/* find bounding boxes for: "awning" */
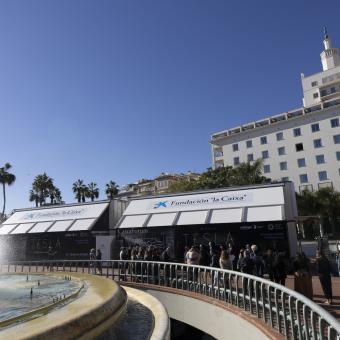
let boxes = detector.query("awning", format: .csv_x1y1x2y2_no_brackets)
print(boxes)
116,185,289,229
0,202,109,235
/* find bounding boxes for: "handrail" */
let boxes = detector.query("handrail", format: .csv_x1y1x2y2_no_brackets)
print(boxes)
1,260,339,340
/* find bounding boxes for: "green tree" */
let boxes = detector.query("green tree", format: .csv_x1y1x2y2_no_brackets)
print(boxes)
230,159,266,186
29,190,40,208
0,163,16,215
87,182,99,202
315,187,340,235
48,186,62,204
32,173,54,206
168,159,267,193
105,181,119,199
72,179,86,203
296,189,319,216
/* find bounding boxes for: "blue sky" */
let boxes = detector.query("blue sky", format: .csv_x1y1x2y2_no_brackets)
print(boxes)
1,0,340,212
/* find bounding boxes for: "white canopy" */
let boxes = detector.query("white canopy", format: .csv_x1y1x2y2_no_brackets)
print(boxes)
0,202,109,235
116,183,297,229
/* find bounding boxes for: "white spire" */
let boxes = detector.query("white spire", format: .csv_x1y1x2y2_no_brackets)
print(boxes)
320,27,340,71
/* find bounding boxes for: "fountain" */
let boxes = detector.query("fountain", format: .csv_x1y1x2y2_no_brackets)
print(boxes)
0,270,170,340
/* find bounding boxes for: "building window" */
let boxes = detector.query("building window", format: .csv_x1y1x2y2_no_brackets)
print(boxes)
336,151,340,161
318,171,328,181
311,123,320,132
295,143,304,152
331,118,339,128
316,154,325,164
280,162,288,170
260,136,267,145
263,165,270,173
334,135,340,144
232,143,239,151
276,132,284,141
299,174,308,184
297,158,306,167
278,146,285,156
321,89,327,96
313,92,319,99
331,87,336,93
262,150,269,159
247,154,254,162
246,140,252,148
293,128,301,137
313,139,322,148
281,177,289,181
311,81,318,87
233,157,240,166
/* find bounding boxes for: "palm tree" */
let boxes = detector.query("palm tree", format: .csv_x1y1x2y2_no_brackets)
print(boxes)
231,159,267,185
87,182,99,202
32,173,54,206
105,181,119,199
0,163,16,215
48,186,62,204
54,188,62,204
29,190,40,208
72,179,86,203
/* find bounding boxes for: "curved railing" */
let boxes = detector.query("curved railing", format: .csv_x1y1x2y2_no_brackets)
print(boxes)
1,260,339,340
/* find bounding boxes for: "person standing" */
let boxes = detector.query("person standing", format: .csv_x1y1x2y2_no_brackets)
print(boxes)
273,253,287,286
210,248,220,287
47,246,54,272
96,249,102,275
336,251,340,277
293,252,313,300
264,249,275,281
89,248,96,274
186,246,199,281
315,251,333,305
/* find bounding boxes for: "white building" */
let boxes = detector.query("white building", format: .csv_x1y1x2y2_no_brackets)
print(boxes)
210,29,340,193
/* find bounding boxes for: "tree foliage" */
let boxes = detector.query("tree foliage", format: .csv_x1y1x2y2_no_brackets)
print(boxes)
296,187,340,236
106,181,119,199
168,159,267,193
72,179,87,203
87,182,99,202
30,173,62,207
0,163,16,215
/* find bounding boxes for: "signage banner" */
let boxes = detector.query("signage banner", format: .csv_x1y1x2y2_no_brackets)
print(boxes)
3,203,109,225
123,186,284,215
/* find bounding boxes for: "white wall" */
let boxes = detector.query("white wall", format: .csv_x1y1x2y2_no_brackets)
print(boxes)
145,289,270,340
213,106,340,193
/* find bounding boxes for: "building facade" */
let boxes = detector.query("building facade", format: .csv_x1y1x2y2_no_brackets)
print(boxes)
210,30,340,193
118,171,201,198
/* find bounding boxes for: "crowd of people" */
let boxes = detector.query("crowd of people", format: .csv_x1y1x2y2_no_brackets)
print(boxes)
114,241,335,305
184,242,288,285
119,245,171,263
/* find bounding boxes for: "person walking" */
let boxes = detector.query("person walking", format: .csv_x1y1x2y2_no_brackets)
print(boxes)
315,250,333,305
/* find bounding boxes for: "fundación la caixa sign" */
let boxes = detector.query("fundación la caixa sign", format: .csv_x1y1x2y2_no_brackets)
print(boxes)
152,192,252,210
123,186,285,216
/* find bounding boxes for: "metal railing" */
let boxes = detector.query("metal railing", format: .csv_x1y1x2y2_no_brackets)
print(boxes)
1,260,339,340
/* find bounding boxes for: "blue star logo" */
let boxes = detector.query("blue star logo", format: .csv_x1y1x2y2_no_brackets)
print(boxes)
154,201,167,209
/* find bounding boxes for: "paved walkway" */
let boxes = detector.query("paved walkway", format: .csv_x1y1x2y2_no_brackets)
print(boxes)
286,275,340,320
